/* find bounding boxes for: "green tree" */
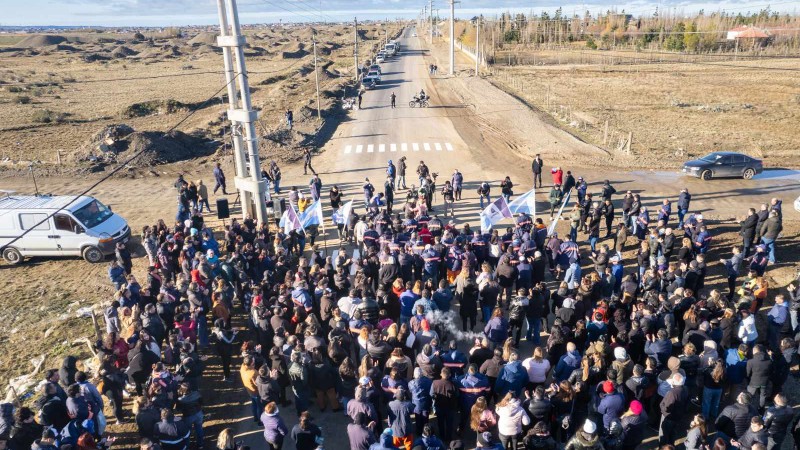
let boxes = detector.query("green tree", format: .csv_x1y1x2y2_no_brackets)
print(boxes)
665,22,685,51
683,22,699,52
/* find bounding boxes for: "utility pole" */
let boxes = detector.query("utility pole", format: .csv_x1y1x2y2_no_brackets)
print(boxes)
475,17,480,76
449,0,455,75
312,37,321,120
354,17,359,81
429,0,434,43
215,0,267,224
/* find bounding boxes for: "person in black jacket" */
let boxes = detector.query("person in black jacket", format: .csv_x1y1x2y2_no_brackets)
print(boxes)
532,155,544,188
739,208,759,258
746,344,772,409
659,373,688,446
763,393,793,450
717,392,758,440
9,407,43,450
176,383,204,447
732,416,768,450
153,409,190,450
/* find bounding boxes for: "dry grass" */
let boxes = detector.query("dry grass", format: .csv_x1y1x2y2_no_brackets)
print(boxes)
491,56,800,168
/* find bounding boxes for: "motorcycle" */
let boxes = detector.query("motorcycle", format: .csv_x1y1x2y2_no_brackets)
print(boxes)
409,95,429,108
342,97,356,111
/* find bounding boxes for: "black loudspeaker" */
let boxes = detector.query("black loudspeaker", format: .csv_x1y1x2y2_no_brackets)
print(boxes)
216,198,230,219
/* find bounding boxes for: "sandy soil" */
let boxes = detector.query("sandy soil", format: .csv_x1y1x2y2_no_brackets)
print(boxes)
0,24,401,175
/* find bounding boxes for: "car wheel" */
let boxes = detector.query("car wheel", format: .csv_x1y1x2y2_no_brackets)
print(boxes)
742,168,755,180
82,246,105,263
2,247,23,265
701,170,712,181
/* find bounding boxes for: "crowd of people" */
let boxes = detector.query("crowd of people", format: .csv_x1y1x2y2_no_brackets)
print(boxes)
1,153,796,450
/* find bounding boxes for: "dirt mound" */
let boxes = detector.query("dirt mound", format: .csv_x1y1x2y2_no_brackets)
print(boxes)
82,53,111,63
281,42,308,59
123,99,185,118
110,45,137,58
192,44,221,55
16,35,67,48
136,45,181,59
125,131,216,166
188,32,218,46
74,124,216,167
54,44,81,52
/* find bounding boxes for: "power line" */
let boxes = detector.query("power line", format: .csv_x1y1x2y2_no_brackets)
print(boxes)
259,0,325,24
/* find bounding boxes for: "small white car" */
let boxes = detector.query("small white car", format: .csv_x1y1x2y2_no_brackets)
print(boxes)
365,70,381,83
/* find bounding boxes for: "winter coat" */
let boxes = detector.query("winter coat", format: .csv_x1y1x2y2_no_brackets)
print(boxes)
597,392,625,429
717,403,758,438
495,361,529,397
388,399,414,437
684,427,706,450
484,317,509,345
496,398,530,436
565,431,604,450
261,411,288,444
746,352,772,387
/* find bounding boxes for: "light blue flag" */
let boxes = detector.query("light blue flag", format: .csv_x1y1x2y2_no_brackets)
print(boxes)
299,200,324,228
508,187,536,215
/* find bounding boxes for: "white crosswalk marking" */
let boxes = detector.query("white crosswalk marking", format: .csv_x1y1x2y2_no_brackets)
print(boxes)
342,142,457,154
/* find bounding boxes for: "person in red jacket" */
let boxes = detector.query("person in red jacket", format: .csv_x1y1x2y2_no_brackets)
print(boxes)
551,167,563,186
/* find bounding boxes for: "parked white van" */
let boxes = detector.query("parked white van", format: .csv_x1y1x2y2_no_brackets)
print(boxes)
0,194,131,264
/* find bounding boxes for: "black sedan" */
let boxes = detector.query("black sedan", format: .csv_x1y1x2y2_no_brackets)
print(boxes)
682,152,763,180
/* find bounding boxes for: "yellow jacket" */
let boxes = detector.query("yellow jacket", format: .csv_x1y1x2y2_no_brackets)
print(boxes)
298,197,312,213
240,364,258,395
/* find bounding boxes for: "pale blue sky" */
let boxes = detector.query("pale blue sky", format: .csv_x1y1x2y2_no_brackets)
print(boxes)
2,0,796,26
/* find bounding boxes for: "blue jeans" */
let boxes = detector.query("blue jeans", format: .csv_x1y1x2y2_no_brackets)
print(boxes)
702,387,722,419
760,236,776,263
480,195,490,209
273,179,281,194
185,411,204,444
250,395,262,422
481,306,492,323
398,175,406,188
526,316,541,344
678,209,688,228
569,225,578,242
197,316,209,348
589,236,598,252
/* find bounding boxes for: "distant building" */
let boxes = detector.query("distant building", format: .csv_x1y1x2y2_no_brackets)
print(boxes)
726,26,769,40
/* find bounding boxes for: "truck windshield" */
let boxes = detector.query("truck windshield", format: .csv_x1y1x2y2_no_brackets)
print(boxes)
72,199,114,228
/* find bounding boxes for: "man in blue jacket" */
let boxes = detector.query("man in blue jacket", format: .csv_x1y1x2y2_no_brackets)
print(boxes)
408,368,432,435
494,351,528,398
457,364,490,433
